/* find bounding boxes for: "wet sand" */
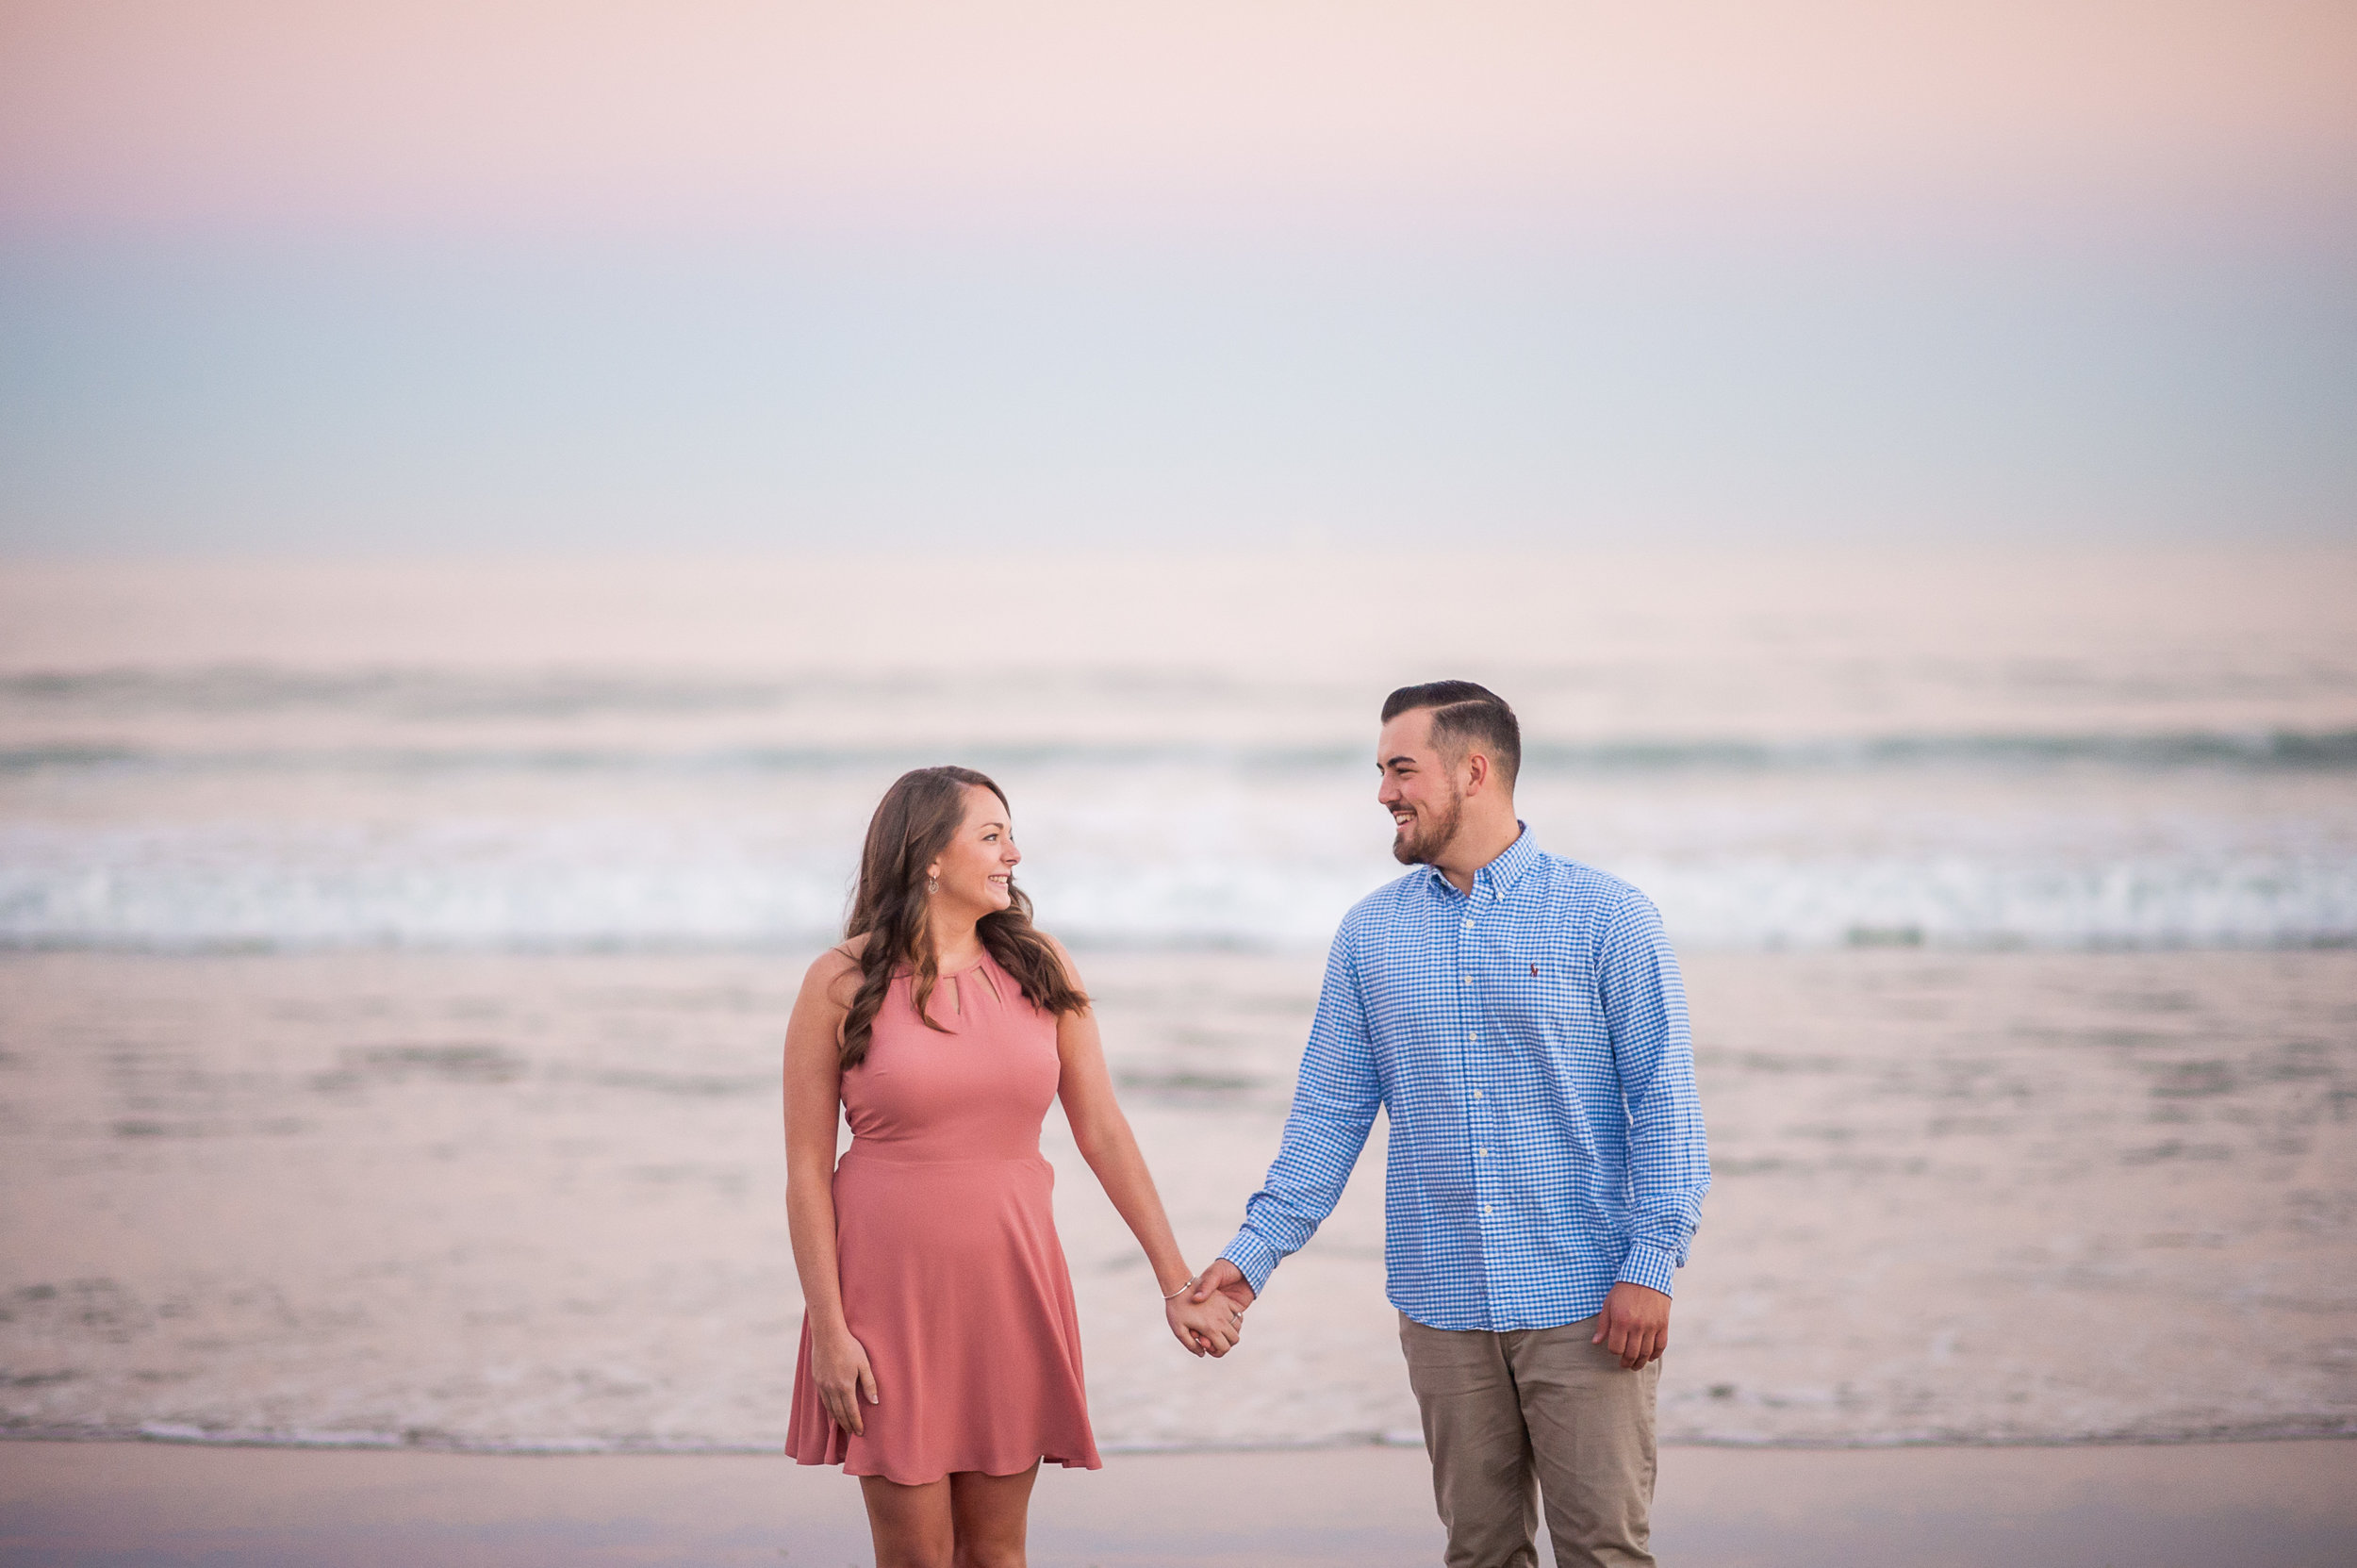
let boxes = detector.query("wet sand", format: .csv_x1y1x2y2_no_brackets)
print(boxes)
2,1438,2352,1567
5,948,2351,1451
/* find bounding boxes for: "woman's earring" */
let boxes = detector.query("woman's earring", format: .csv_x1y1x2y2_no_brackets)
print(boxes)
927,876,939,895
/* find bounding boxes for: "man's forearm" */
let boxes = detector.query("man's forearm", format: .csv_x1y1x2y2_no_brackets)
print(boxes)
1222,1128,1366,1292
1620,1126,1708,1293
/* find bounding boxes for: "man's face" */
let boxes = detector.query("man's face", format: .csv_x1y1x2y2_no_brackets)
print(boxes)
1376,708,1464,867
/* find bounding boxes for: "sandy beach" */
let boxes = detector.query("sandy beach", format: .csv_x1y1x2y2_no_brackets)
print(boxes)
4,550,2353,1557
6,945,2351,1453
4,1437,2353,1567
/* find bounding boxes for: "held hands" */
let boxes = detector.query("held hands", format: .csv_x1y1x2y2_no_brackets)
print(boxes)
811,1326,880,1435
1165,1258,1256,1359
1189,1257,1257,1315
1591,1280,1672,1370
1165,1285,1241,1358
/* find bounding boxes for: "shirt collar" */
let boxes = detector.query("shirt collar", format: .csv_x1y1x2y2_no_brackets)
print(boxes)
1425,821,1538,900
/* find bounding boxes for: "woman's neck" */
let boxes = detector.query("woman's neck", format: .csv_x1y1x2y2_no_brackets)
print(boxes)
928,906,986,970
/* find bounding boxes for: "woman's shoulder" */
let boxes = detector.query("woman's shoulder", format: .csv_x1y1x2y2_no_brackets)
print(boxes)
801,935,870,1002
1028,927,1084,989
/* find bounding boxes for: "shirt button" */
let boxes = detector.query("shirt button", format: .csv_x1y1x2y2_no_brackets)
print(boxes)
1480,1147,1490,1157
1461,918,1473,930
1460,975,1473,985
1473,1089,1483,1099
1482,1203,1493,1216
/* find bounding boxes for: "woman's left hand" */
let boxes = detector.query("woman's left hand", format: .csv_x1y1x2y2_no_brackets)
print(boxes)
1165,1284,1244,1358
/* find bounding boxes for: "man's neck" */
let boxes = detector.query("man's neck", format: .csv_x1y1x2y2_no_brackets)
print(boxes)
1432,813,1523,893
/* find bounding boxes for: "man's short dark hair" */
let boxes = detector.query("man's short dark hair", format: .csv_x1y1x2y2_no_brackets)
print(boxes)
1381,681,1521,789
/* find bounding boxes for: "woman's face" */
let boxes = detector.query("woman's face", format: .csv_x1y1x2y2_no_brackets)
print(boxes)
927,784,1019,919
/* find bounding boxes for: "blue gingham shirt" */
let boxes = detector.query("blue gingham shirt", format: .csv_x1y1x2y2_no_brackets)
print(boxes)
1220,828,1709,1331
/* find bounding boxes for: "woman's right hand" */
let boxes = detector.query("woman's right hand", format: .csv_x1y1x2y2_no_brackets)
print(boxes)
812,1327,880,1435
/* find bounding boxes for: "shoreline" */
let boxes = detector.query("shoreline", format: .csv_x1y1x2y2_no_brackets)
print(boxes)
3,1437,2351,1567
7,1425,2357,1455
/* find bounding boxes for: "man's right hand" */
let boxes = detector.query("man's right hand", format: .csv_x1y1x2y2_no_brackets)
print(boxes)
1189,1258,1257,1316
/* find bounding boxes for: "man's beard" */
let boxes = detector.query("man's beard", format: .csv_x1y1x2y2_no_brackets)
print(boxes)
1392,782,1464,867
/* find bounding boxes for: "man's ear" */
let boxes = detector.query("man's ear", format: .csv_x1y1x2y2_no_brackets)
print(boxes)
1463,750,1491,794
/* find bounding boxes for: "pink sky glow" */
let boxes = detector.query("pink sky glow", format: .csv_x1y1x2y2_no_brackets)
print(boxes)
2,0,2353,238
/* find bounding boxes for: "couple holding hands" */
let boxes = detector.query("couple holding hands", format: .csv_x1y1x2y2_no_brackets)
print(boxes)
783,682,1710,1568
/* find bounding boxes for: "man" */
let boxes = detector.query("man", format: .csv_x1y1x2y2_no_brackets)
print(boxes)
1191,680,1708,1568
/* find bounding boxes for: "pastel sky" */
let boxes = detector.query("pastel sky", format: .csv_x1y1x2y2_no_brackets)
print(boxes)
2,2,2352,552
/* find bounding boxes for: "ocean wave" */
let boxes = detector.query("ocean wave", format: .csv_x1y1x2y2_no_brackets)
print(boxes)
4,830,2351,952
5,729,2356,777
1624,856,2357,950
1536,730,2357,771
0,667,876,719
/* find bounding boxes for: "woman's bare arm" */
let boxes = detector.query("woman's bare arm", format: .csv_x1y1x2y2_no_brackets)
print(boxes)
783,945,877,1430
1047,941,1242,1356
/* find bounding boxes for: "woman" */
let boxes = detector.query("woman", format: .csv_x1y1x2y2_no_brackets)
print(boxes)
783,766,1239,1567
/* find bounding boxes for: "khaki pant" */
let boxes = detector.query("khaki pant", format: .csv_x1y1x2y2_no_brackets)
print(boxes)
1398,1311,1660,1568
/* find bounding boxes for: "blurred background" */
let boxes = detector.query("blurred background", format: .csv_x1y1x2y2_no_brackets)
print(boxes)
2,2,2353,1457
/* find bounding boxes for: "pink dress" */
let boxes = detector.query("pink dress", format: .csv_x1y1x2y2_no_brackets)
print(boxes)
785,952,1101,1484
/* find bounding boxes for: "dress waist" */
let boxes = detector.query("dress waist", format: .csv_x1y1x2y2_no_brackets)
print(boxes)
837,1139,1048,1169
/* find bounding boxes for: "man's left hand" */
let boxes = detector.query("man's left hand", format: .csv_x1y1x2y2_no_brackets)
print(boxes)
1591,1281,1671,1370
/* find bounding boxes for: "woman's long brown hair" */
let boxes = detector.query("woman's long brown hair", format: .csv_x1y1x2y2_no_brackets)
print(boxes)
836,766,1088,1069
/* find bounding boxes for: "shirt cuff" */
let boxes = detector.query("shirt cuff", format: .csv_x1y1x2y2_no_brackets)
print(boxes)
1616,1242,1680,1297
1220,1231,1283,1296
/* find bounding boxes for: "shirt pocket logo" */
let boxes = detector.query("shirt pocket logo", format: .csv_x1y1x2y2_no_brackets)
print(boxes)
1495,956,1591,1041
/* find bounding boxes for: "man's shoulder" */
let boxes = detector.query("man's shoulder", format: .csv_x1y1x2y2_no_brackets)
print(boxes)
1521,850,1655,919
1336,870,1432,938
1510,855,1675,957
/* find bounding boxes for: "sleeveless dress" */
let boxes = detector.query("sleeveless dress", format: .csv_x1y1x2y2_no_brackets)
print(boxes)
784,952,1102,1484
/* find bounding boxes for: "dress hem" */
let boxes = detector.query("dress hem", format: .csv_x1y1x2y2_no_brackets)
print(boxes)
781,1447,1103,1486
